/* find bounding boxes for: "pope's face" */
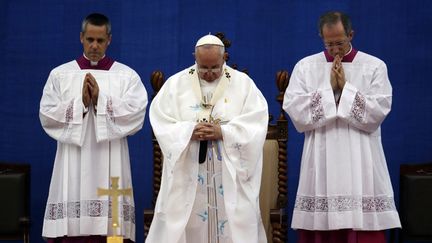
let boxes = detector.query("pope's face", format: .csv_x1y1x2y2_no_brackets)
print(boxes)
80,24,111,62
195,46,224,82
321,21,353,58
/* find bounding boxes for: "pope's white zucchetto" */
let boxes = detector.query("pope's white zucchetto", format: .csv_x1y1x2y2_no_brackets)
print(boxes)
195,34,224,47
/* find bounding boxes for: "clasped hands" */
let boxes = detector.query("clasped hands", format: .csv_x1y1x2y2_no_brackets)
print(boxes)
191,122,223,141
330,55,346,92
82,73,99,108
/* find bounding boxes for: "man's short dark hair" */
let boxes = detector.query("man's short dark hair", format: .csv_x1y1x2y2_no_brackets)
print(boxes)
318,11,352,37
81,13,111,35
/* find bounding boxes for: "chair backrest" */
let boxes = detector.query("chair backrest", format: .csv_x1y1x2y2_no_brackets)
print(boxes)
259,70,289,242
0,162,30,243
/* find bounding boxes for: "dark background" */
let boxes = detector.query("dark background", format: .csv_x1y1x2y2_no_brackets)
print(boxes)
0,0,431,242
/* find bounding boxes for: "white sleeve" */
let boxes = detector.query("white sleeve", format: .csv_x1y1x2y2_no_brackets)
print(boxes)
220,81,268,183
283,62,337,133
94,71,148,142
337,62,392,133
39,71,86,146
149,78,196,169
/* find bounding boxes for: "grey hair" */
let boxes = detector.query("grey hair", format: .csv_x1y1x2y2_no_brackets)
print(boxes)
81,13,111,35
195,44,225,56
318,11,352,37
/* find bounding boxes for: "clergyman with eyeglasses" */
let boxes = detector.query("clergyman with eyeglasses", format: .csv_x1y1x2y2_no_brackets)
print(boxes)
146,34,268,243
282,11,401,243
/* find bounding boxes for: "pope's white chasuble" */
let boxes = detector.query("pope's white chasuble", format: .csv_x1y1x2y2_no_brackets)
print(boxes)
184,73,232,242
147,64,268,243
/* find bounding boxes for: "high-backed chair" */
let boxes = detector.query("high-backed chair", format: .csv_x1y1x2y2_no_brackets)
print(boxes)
0,162,30,243
260,70,289,243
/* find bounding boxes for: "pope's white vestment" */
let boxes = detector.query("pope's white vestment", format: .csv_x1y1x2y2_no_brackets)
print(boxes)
146,64,268,243
39,58,147,241
283,50,401,231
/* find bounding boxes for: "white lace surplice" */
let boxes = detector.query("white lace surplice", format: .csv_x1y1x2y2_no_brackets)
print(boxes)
283,51,401,231
39,60,148,241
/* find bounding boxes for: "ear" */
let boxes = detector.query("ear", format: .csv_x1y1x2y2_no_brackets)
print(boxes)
107,35,112,45
348,30,354,41
223,52,229,61
80,32,84,44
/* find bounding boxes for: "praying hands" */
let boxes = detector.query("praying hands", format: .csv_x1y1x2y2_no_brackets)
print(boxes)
82,73,99,108
192,122,223,141
330,55,346,92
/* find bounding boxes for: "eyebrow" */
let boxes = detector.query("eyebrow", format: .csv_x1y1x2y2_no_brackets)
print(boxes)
199,64,220,68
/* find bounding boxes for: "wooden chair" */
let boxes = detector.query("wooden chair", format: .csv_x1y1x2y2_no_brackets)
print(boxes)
0,162,30,243
258,70,289,243
144,32,290,242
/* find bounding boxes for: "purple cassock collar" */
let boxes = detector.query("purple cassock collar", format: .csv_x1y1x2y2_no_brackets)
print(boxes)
76,55,114,70
324,48,358,63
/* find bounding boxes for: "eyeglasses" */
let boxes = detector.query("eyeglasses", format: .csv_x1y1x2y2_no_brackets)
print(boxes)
197,67,222,73
323,39,349,49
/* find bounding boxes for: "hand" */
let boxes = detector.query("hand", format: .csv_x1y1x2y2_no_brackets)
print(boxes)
85,73,99,107
337,61,346,90
191,122,223,141
331,55,346,91
82,79,91,107
330,55,340,91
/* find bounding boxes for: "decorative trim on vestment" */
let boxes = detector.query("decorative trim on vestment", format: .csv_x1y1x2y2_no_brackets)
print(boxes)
44,200,135,223
231,142,248,170
232,143,242,153
59,100,74,141
105,96,122,138
294,195,396,213
225,69,231,79
311,91,324,123
350,92,366,123
65,101,74,122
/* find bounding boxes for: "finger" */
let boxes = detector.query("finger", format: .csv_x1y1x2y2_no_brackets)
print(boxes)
85,83,91,94
85,73,95,84
194,123,205,130
201,123,214,129
85,73,93,82
87,73,95,80
86,80,94,89
332,58,337,68
334,60,340,69
197,128,212,136
194,131,207,140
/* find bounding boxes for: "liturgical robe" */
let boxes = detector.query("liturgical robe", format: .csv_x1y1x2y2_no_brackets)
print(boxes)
146,64,268,243
40,56,148,241
283,49,401,231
